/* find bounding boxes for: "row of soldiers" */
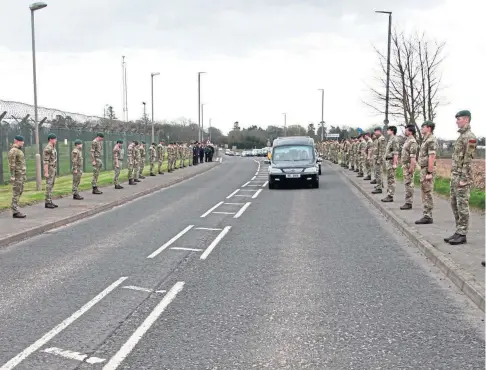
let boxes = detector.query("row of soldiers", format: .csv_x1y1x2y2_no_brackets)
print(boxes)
8,133,213,218
317,110,477,246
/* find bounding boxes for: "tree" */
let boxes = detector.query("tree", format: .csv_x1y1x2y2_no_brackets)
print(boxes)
233,121,241,131
307,123,316,138
106,106,117,120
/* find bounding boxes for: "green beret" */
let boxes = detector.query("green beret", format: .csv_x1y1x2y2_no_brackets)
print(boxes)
116,139,123,144
47,133,57,140
455,110,471,119
74,139,82,145
422,120,435,128
374,127,382,132
14,135,24,142
97,132,104,138
141,141,146,144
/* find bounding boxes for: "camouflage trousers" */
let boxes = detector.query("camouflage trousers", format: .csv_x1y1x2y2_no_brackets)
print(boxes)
149,161,155,174
113,166,120,185
365,157,372,177
358,155,365,175
134,162,140,180
72,170,83,195
45,167,57,203
450,175,470,235
420,168,434,218
374,160,383,189
179,157,184,167
139,160,145,177
385,161,396,197
11,177,25,214
402,164,414,205
127,160,135,180
158,157,164,173
169,156,176,170
91,159,102,187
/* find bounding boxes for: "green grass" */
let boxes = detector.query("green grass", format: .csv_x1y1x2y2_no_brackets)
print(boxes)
0,160,189,211
395,166,485,210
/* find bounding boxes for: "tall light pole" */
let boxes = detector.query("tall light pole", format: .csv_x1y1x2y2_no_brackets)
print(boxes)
201,103,205,142
142,102,147,136
318,88,325,141
30,2,47,191
197,72,206,142
151,72,160,143
209,118,212,142
375,10,392,132
283,113,287,136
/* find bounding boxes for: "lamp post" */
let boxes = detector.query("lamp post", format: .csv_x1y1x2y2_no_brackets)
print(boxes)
30,1,47,191
375,10,392,131
198,72,206,142
201,103,205,142
318,88,325,141
209,118,212,142
283,113,287,136
150,72,160,143
142,102,147,136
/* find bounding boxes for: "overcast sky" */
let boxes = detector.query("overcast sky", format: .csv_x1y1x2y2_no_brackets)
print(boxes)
0,0,484,139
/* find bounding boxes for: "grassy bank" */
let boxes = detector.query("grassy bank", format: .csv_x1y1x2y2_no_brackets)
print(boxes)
395,167,485,210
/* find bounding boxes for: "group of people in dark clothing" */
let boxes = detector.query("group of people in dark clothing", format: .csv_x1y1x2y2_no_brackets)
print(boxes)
192,141,215,165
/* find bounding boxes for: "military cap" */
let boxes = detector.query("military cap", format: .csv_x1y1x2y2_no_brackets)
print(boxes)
116,139,123,144
141,141,146,144
47,133,57,140
455,110,471,120
134,140,139,145
74,139,82,145
374,127,382,132
96,132,104,138
14,135,24,142
152,142,156,146
422,120,435,128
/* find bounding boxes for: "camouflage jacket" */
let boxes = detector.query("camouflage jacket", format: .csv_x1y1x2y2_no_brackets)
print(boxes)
134,145,141,163
113,145,121,168
127,143,136,165
150,145,157,161
91,139,102,161
366,138,373,157
384,135,399,161
452,124,477,183
157,144,165,160
374,135,386,162
139,144,146,160
43,143,57,167
8,144,26,178
418,133,437,169
72,147,83,172
401,136,418,166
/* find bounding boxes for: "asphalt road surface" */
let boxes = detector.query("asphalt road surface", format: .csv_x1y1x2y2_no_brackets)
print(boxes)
0,156,484,370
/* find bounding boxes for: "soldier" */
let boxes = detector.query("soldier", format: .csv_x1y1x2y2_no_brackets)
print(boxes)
8,135,27,218
371,128,386,193
169,142,176,172
134,142,141,182
193,142,199,165
44,133,58,209
180,142,186,168
188,142,194,166
113,139,124,189
357,135,366,177
400,125,418,210
444,110,477,245
370,133,378,184
138,141,146,179
72,139,84,200
157,140,165,174
364,133,373,181
90,132,104,194
381,126,399,202
415,121,437,224
127,140,137,185
149,142,157,176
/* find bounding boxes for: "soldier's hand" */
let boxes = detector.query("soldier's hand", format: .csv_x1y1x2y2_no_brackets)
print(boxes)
425,173,432,181
459,180,467,187
74,169,78,174
44,171,49,178
10,176,15,183
392,164,397,169
409,167,414,174
92,161,96,166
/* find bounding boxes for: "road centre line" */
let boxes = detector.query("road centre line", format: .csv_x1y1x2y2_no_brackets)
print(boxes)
224,202,244,206
255,172,259,176
0,277,128,370
234,202,251,218
171,247,203,252
147,225,194,258
226,189,240,199
251,189,263,199
43,347,106,364
200,226,232,260
262,181,269,187
212,211,235,215
242,181,251,188
195,227,223,231
251,176,256,180
201,201,224,218
122,286,166,294
234,194,252,197
102,282,185,370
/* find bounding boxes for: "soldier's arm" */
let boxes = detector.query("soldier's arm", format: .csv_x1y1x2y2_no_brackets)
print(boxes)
8,150,16,178
90,142,96,162
460,135,477,184
392,138,399,166
72,151,78,170
427,139,437,173
43,146,50,174
409,142,418,171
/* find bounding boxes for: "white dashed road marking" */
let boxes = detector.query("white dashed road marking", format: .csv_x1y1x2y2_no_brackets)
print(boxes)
43,347,106,365
200,226,232,260
233,202,251,219
200,201,224,218
251,189,263,199
170,247,204,252
147,225,194,258
195,227,223,231
122,286,166,294
262,181,268,187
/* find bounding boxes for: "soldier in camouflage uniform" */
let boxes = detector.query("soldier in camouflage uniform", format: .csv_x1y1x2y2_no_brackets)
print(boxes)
168,142,176,172
371,128,386,193
90,132,104,194
370,134,378,184
364,133,373,180
8,135,27,218
134,142,141,182
415,121,438,224
444,110,477,245
178,142,184,168
149,142,157,176
357,135,366,177
138,141,146,179
113,139,123,189
188,142,193,166
72,139,84,200
400,125,418,210
381,126,399,202
44,133,58,208
127,141,137,185
180,143,187,168
157,140,166,174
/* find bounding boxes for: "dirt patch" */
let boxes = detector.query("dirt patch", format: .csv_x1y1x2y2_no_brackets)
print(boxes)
436,159,485,190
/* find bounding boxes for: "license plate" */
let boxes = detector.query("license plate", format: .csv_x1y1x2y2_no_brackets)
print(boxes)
286,174,300,178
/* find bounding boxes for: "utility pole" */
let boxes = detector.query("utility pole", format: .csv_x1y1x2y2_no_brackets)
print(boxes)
375,10,392,131
318,88,325,141
283,113,287,136
197,72,206,142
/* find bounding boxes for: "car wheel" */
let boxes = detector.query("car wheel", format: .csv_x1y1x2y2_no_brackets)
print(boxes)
269,182,276,189
312,179,319,188
318,166,322,175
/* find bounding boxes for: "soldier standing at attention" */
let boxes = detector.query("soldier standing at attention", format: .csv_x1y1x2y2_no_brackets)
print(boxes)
415,121,437,224
357,135,366,177
127,140,137,185
113,139,123,189
138,141,146,179
444,110,477,245
372,128,386,193
178,142,184,168
134,142,141,182
44,133,58,209
380,126,399,202
149,142,157,176
8,135,27,218
364,133,373,181
72,139,84,200
188,142,193,166
157,140,165,174
400,125,418,210
167,142,175,172
91,132,104,195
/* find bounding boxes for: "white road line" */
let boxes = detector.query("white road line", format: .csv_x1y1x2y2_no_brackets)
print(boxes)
102,282,185,370
239,189,258,192
251,176,256,180
122,286,166,294
241,181,250,188
212,211,235,215
200,201,224,218
226,189,240,199
43,347,106,364
147,225,194,258
255,172,259,176
262,181,269,187
0,277,127,370
195,227,223,231
171,247,203,252
246,184,261,187
200,226,232,260
234,194,252,197
251,189,263,199
234,202,251,218
224,202,244,206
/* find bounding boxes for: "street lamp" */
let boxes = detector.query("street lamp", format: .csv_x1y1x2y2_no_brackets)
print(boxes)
201,103,206,142
375,10,392,132
198,72,206,142
150,72,160,143
318,89,325,141
142,102,147,136
30,1,47,191
209,118,212,142
282,113,287,136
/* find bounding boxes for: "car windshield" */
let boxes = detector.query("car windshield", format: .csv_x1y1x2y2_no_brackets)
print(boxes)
272,145,315,161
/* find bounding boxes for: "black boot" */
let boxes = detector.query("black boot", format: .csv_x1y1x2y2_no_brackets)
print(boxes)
139,175,146,179
449,234,467,245
92,187,103,194
370,179,377,184
363,176,371,180
150,173,156,176
415,216,433,225
13,212,26,218
129,179,136,185
381,195,393,202
73,193,84,200
115,184,123,189
400,203,412,210
134,179,141,182
357,173,364,177
45,202,56,209
371,189,382,194
158,171,164,175
444,233,459,243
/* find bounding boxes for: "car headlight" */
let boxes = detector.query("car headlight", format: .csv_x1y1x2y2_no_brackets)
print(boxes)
303,167,317,173
269,167,282,174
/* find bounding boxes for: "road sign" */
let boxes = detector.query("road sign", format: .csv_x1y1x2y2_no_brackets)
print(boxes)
326,134,340,138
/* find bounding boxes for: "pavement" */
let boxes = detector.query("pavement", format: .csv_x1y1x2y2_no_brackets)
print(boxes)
330,160,485,311
0,156,483,370
0,159,220,248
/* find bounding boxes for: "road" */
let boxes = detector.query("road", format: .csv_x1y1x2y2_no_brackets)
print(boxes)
0,156,484,370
